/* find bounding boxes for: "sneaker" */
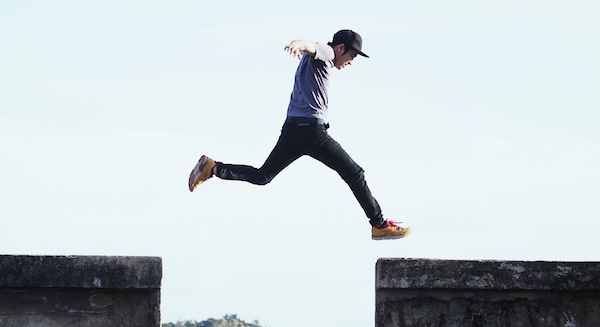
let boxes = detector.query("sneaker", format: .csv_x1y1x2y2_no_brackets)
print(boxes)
371,220,411,240
188,155,216,192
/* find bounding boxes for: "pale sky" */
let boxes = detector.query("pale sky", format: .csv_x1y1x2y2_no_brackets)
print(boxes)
1,1,599,326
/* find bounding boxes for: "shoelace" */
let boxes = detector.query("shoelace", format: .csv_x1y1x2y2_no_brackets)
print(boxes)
386,220,404,229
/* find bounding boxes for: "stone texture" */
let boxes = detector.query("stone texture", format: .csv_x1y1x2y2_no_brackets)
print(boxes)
0,255,161,289
0,255,162,327
376,258,600,327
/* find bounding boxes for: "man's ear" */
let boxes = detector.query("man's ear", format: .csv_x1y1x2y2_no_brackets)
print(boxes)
334,43,345,55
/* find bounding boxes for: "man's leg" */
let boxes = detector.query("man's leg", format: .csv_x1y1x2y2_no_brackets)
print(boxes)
216,125,303,185
303,126,385,227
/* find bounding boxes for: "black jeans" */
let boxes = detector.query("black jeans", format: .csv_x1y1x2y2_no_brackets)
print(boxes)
215,122,385,226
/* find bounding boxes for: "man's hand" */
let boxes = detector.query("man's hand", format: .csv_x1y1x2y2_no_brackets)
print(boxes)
284,40,316,59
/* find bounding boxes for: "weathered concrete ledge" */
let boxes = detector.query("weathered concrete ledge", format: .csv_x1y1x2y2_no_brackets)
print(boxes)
376,258,600,327
0,255,162,327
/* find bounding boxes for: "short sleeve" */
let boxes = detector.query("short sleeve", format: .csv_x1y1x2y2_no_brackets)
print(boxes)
314,42,334,62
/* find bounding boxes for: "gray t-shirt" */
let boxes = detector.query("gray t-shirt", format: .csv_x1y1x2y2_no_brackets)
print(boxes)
286,42,335,122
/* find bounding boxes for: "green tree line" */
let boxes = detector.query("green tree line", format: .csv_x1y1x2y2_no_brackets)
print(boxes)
162,314,265,327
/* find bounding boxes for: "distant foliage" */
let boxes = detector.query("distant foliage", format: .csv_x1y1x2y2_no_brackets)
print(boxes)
162,314,264,327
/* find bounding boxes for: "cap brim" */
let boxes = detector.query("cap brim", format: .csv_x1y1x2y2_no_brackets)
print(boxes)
349,47,369,58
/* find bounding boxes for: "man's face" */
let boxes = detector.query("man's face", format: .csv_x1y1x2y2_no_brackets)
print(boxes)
333,45,359,70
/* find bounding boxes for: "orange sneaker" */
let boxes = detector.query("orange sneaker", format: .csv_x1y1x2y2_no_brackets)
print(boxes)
188,155,216,191
371,220,411,240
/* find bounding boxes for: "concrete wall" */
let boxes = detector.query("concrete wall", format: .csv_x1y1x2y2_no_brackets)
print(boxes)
0,255,162,327
376,258,600,327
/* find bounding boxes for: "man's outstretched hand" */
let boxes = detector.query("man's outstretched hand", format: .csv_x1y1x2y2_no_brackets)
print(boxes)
284,40,316,59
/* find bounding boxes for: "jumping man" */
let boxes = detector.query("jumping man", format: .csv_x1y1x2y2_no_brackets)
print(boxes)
188,29,411,240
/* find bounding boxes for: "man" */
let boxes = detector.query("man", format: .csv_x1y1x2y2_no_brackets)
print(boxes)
188,29,410,240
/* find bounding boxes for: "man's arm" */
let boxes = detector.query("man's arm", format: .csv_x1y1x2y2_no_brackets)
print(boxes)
284,40,316,59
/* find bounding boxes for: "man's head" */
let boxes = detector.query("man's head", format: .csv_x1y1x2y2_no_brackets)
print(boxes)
328,29,369,70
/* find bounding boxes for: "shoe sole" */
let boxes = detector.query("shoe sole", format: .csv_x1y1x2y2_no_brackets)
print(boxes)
371,236,408,240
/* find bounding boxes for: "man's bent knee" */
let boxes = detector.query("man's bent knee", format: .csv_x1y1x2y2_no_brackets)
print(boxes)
250,173,274,185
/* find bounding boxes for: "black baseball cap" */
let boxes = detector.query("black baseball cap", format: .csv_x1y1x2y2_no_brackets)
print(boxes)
328,29,369,58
